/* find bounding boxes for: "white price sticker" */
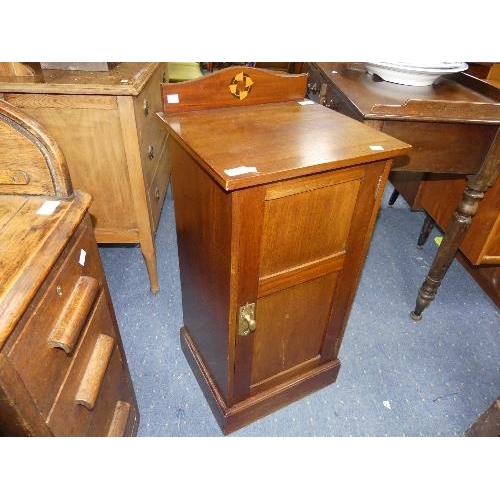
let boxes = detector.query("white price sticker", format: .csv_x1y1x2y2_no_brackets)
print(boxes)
167,94,180,104
36,200,60,215
79,249,87,266
224,166,258,177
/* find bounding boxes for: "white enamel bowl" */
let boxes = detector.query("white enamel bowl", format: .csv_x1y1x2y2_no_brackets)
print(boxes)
364,62,469,86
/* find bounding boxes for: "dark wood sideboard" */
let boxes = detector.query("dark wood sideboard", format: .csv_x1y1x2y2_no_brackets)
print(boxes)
305,62,500,317
0,99,139,436
157,67,410,433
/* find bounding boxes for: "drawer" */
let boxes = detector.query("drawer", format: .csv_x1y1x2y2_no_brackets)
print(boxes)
47,291,127,436
134,64,169,188
6,216,104,416
322,86,358,119
147,135,171,231
304,63,326,102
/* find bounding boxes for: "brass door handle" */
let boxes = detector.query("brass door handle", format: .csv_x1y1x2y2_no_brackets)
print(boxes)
238,303,256,336
242,313,256,332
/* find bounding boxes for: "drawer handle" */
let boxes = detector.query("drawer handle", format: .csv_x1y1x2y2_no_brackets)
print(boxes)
148,144,155,159
0,168,30,185
162,71,167,83
326,98,337,110
143,99,149,116
155,187,160,201
75,334,114,410
48,276,99,355
107,401,131,437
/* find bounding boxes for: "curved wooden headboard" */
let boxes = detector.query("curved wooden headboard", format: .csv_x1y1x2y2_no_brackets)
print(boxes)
161,65,308,114
0,99,73,197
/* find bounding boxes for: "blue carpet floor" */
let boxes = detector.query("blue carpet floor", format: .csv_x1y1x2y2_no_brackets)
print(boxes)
99,184,500,437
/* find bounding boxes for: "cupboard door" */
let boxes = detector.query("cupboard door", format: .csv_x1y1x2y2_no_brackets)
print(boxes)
233,162,388,400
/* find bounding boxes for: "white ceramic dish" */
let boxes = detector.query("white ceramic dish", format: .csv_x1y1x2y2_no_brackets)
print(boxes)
364,62,469,86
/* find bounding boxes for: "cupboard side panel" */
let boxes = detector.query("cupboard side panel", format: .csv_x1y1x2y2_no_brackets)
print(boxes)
171,141,232,399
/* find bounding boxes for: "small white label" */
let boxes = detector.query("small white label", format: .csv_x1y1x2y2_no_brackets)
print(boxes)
36,200,60,215
369,145,385,151
297,99,315,106
224,166,258,177
170,121,181,134
167,94,179,104
120,79,129,83
79,249,87,266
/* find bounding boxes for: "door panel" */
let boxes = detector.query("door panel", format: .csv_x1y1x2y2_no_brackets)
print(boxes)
247,167,365,394
259,174,361,277
251,272,338,387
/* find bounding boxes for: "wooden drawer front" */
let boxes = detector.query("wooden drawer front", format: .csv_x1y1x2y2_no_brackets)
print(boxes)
304,63,326,102
147,136,171,230
134,64,169,188
6,217,104,416
305,64,362,120
47,291,128,436
322,85,358,119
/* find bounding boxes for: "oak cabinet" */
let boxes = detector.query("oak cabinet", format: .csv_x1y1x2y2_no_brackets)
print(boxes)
0,62,170,292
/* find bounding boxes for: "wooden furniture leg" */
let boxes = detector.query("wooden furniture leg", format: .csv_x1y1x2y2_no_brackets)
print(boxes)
117,96,159,293
388,188,400,206
411,131,500,320
417,215,435,248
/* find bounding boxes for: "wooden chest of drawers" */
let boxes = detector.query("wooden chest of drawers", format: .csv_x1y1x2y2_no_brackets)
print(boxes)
159,67,410,433
0,99,139,436
0,62,171,293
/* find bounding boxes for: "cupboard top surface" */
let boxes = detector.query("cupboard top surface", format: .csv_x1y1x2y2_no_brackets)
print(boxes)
313,62,500,123
158,101,411,190
0,62,161,96
0,191,90,348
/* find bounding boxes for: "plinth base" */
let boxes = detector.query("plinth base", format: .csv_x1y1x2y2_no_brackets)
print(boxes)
180,326,341,435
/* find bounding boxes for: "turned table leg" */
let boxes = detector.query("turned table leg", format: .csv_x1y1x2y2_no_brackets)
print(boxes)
411,131,500,320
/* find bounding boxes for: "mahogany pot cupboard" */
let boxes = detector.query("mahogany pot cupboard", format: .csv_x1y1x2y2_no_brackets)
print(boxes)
0,99,139,436
158,67,411,433
0,62,171,293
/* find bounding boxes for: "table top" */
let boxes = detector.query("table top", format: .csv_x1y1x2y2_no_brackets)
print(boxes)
0,62,160,96
314,62,500,124
158,100,411,191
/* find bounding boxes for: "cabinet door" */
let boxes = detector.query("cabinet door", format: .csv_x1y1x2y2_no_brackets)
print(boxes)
232,162,388,402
